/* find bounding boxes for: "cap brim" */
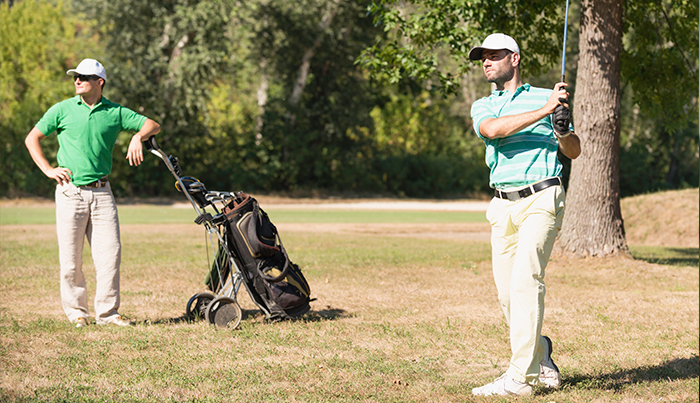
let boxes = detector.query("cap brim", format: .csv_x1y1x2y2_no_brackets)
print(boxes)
66,69,106,80
468,47,484,61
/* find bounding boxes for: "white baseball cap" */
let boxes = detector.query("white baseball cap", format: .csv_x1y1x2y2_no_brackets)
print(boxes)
66,58,107,81
468,33,520,60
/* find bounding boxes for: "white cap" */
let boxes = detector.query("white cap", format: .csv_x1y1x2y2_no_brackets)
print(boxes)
66,58,107,81
468,34,520,60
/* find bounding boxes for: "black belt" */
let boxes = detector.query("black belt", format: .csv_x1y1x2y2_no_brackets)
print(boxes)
495,177,561,201
82,177,108,188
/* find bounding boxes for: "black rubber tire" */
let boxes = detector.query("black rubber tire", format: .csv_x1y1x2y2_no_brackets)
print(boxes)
185,292,215,320
204,296,242,329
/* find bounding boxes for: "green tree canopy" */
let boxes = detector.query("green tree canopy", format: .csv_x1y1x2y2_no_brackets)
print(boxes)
357,0,565,94
0,0,100,196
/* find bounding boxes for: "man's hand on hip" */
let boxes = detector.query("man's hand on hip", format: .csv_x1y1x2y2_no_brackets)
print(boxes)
47,167,73,185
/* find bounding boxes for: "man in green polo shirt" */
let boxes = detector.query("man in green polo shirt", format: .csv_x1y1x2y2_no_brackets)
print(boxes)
467,34,581,396
25,58,160,328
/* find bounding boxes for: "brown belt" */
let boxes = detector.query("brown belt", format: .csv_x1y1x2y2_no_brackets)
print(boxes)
494,177,562,201
82,177,108,188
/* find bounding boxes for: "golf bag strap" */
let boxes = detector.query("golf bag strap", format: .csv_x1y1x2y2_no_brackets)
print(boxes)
257,240,291,282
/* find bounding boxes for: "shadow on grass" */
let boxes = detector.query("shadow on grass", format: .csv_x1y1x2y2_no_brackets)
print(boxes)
145,306,349,326
303,307,351,322
561,356,699,391
144,315,194,325
240,307,350,323
631,247,699,268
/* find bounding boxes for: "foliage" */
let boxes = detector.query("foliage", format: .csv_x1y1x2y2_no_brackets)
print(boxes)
619,87,699,197
73,0,488,198
0,0,99,197
1,0,694,200
357,0,564,95
618,0,699,196
621,0,698,135
182,0,488,197
80,0,236,197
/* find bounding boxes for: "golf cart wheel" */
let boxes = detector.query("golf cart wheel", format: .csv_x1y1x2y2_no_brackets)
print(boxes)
185,292,215,320
204,296,242,329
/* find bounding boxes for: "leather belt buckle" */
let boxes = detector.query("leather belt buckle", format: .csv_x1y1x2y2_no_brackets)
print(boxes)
84,178,107,188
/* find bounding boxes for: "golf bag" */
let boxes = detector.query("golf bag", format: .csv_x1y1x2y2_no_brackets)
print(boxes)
212,192,312,320
144,135,312,328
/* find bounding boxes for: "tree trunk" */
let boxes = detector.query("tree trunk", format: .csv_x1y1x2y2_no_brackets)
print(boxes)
557,0,630,257
255,58,269,146
286,1,339,126
666,129,681,187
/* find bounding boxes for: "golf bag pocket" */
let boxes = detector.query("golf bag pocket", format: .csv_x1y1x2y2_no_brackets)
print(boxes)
224,194,280,258
258,256,311,310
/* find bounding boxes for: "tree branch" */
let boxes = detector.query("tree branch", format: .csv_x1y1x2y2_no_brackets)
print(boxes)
288,1,339,109
658,3,697,82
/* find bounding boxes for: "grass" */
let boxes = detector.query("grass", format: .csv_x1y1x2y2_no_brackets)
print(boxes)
0,206,486,225
629,245,699,268
0,201,697,402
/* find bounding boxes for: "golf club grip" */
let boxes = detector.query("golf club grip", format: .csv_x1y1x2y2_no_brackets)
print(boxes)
144,136,160,151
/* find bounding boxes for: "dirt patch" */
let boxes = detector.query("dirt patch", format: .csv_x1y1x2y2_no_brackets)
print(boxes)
276,222,492,242
2,188,697,247
621,188,699,248
0,197,55,207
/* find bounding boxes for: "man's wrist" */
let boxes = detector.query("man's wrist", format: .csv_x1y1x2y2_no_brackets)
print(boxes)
554,128,571,138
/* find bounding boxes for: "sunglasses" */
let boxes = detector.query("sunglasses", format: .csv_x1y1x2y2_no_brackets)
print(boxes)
74,74,101,82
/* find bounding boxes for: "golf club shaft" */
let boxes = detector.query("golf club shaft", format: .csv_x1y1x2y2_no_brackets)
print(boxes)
560,0,570,82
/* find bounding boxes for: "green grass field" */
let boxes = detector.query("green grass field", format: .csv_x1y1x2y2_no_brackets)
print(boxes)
0,204,697,402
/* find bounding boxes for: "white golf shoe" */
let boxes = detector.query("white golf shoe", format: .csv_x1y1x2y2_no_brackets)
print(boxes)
539,335,562,388
471,374,533,396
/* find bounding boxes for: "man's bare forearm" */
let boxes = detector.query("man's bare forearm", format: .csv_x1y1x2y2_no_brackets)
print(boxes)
478,108,550,139
558,132,581,159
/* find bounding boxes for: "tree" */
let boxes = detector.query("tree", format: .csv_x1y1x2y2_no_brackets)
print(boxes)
555,0,627,257
558,0,698,257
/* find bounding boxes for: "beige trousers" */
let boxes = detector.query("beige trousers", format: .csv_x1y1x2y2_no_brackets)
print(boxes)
485,184,565,384
55,182,121,324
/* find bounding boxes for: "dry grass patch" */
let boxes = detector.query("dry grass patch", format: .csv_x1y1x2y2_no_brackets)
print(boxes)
621,188,699,248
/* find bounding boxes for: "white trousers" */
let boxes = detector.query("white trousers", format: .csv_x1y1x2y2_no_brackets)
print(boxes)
55,182,121,324
486,185,565,384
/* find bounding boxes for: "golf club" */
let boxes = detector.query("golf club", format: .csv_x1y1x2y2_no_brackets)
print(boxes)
553,0,571,127
560,0,570,83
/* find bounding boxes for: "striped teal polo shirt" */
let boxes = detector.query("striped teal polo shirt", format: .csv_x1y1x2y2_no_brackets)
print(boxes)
471,83,571,190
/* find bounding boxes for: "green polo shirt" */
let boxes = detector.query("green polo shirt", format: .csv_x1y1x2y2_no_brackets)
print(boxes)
471,84,572,189
35,95,147,186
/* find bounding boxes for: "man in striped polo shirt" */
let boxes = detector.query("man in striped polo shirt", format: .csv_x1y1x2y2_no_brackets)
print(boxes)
468,34,581,397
